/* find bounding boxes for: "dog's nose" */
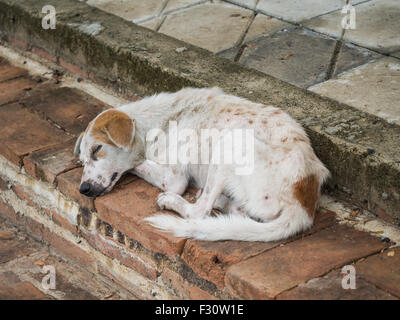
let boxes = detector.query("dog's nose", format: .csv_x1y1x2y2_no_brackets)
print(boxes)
79,182,91,195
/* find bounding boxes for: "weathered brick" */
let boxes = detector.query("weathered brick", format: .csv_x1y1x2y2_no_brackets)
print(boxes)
0,103,71,166
225,224,388,299
23,139,80,184
51,211,79,236
0,63,28,82
95,179,186,257
97,264,146,300
161,267,217,300
0,175,9,190
0,281,50,300
81,228,158,280
277,269,397,300
31,46,58,63
41,226,94,269
56,167,95,211
59,58,88,80
182,209,336,288
0,77,41,106
0,197,22,226
0,235,37,263
356,247,400,297
20,87,109,136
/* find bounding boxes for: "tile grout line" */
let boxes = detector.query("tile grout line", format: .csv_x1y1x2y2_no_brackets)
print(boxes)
324,0,350,80
231,12,257,62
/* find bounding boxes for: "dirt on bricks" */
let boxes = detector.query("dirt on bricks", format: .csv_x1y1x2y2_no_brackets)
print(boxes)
0,55,399,300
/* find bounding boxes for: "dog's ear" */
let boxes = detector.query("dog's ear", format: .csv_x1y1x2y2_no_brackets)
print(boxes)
74,132,84,157
92,110,135,151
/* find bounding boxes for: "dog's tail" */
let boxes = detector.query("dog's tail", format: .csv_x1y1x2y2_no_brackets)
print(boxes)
144,205,312,242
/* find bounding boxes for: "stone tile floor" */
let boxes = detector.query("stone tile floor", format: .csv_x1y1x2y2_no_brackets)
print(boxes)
83,0,400,125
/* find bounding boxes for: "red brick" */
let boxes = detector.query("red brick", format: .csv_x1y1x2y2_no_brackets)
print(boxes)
20,87,109,135
0,64,28,82
0,103,71,166
42,226,94,269
375,207,395,224
225,224,388,299
356,247,400,297
0,175,9,190
0,281,50,300
0,197,21,226
55,167,94,211
0,56,8,66
189,286,218,300
52,211,78,236
11,38,29,51
0,236,37,263
32,46,58,63
95,179,186,257
81,229,158,280
97,264,145,300
182,209,336,288
277,269,397,300
0,77,41,106
59,58,88,79
161,268,217,300
23,139,80,184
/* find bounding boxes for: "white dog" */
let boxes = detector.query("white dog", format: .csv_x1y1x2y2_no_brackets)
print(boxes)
74,87,329,242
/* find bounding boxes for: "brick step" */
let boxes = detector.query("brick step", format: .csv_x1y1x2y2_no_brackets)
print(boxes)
0,58,399,299
0,217,135,300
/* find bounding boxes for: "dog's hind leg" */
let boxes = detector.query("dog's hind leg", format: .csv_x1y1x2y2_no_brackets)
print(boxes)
213,194,247,217
156,164,224,219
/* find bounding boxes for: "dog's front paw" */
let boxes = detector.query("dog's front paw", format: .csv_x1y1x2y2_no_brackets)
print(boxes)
156,192,176,210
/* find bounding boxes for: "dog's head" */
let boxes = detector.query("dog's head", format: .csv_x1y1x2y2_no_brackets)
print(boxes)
74,109,141,197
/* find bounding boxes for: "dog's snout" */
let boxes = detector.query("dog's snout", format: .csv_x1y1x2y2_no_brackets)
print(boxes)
79,182,91,195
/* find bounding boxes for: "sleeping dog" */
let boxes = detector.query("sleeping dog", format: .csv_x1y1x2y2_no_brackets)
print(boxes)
74,87,329,242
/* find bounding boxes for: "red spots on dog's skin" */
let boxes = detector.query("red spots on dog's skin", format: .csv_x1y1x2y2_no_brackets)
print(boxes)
293,174,319,218
90,109,134,149
293,137,307,143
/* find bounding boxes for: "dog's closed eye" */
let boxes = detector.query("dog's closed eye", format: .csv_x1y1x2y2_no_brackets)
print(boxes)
91,145,102,161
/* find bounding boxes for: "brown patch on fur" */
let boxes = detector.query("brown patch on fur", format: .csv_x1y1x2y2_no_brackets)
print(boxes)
262,120,267,125
226,108,231,112
293,175,319,218
272,110,281,116
281,137,288,143
91,110,134,149
248,120,253,124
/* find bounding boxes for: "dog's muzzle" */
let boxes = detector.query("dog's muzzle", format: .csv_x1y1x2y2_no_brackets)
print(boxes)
79,181,104,197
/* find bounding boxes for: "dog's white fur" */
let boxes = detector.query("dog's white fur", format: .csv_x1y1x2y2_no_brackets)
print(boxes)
75,87,329,242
